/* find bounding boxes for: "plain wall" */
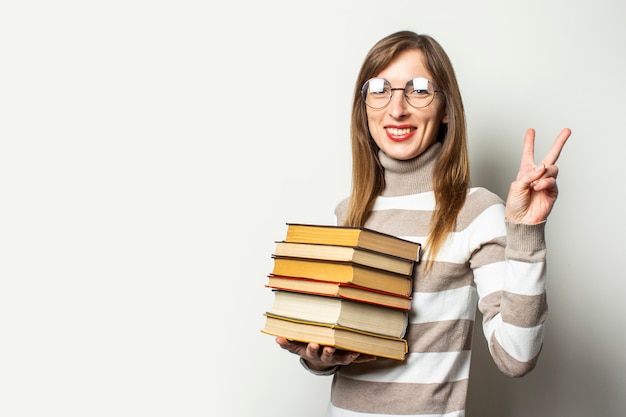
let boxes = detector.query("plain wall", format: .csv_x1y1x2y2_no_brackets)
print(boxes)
2,1,625,416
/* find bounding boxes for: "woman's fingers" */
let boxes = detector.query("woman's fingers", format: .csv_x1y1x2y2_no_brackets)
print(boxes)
541,128,571,166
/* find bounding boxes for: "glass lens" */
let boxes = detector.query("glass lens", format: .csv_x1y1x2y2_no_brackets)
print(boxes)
362,78,392,109
405,77,435,108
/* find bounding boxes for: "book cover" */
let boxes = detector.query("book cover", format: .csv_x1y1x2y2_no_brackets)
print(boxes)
262,313,408,361
271,257,413,296
273,241,415,276
268,290,409,338
285,223,421,262
266,275,412,310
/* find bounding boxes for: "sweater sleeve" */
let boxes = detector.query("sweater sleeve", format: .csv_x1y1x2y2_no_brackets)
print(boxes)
472,216,548,377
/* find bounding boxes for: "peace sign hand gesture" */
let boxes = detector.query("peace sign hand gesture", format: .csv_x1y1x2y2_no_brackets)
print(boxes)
505,128,571,224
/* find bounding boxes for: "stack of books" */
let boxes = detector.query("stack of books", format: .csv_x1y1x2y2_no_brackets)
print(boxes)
261,223,421,361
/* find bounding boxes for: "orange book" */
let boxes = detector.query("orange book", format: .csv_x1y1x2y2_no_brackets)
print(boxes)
266,275,412,310
271,257,412,296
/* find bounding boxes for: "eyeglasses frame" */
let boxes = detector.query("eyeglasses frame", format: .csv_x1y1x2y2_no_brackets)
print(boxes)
361,77,444,109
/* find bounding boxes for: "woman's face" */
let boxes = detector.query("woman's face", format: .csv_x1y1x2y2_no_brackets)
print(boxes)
366,49,447,160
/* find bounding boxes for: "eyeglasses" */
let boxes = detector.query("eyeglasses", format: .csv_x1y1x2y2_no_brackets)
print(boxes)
361,77,442,109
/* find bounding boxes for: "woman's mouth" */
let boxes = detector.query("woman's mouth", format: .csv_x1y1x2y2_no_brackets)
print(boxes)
385,127,415,142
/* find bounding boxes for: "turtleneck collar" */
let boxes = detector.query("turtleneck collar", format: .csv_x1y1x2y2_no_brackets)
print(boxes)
379,142,442,197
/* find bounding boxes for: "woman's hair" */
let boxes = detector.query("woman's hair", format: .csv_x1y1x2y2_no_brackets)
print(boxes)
343,30,470,268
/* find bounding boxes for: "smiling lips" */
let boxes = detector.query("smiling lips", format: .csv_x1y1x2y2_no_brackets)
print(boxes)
385,126,415,142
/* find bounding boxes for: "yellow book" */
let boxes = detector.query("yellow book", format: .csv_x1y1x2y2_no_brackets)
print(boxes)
262,313,408,361
284,223,421,262
273,241,415,276
271,257,412,297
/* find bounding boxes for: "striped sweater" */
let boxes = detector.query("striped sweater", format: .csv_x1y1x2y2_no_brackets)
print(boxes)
318,142,547,416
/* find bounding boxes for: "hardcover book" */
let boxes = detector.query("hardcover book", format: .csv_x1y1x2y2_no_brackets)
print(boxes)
262,313,408,361
267,290,409,338
284,223,421,262
266,275,412,310
273,241,415,276
271,256,413,296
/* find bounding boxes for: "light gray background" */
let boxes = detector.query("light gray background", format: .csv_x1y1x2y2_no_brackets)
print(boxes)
1,1,624,416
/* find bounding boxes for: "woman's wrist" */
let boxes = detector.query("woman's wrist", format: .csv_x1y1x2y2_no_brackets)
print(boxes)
299,358,339,376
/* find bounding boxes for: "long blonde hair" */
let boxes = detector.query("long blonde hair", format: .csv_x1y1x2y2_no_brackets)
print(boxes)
343,31,470,267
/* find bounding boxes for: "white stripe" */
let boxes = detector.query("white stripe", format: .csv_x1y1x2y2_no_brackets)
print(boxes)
327,403,465,417
474,261,506,299
494,321,545,362
505,259,546,295
371,192,436,211
424,232,463,263
338,350,471,384
394,235,425,245
475,259,545,298
465,203,506,248
411,286,478,323
370,187,485,213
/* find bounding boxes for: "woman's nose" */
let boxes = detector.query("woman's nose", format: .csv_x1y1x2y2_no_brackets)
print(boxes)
388,92,409,119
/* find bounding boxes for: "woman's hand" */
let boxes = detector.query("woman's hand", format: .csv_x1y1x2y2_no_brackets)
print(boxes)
505,128,571,224
275,337,377,371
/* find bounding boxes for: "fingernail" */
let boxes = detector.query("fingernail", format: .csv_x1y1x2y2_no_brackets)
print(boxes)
535,163,545,172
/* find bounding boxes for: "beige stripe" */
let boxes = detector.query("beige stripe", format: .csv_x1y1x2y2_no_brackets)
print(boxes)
365,209,432,237
414,261,474,291
480,291,547,327
468,236,507,268
502,292,548,326
455,188,504,229
406,319,474,352
331,375,468,415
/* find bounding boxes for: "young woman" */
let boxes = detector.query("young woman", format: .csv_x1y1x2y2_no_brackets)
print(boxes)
276,30,570,416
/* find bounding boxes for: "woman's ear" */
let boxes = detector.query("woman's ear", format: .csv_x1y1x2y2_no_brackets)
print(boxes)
440,101,449,124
